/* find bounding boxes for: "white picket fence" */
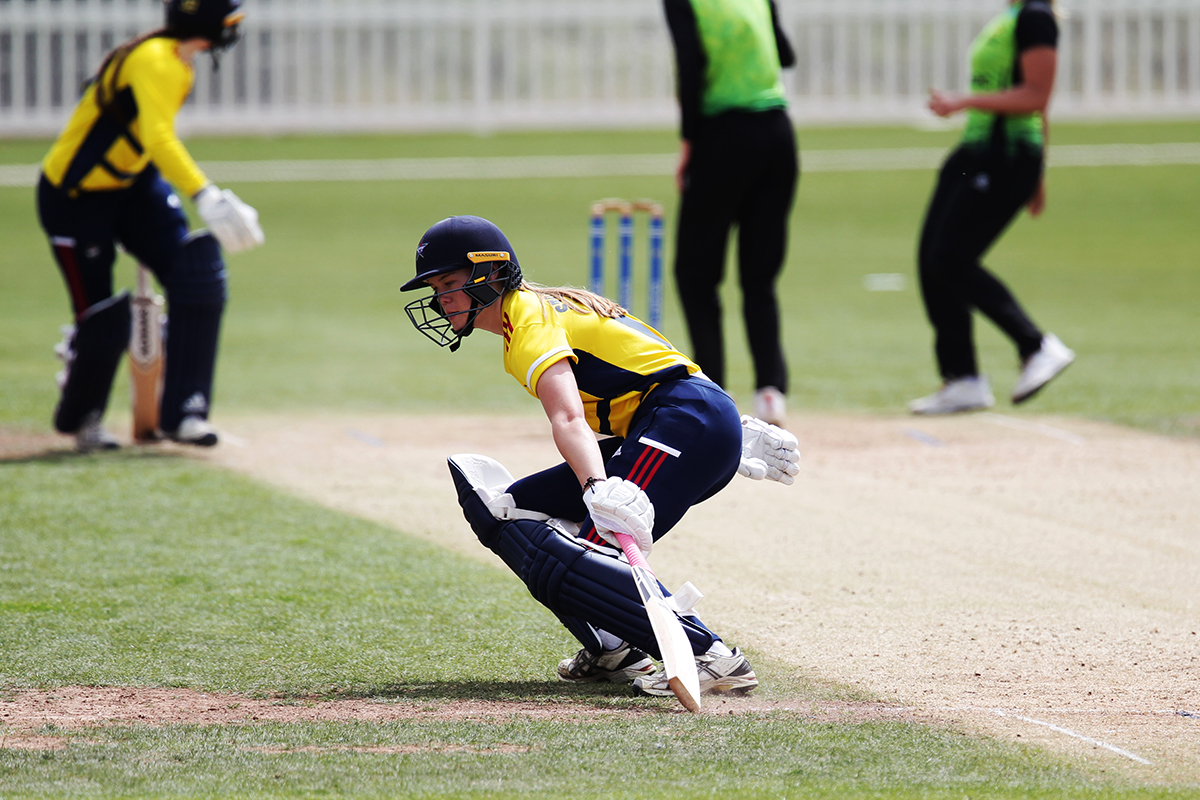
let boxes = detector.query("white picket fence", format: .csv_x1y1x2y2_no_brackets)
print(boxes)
2,0,1199,136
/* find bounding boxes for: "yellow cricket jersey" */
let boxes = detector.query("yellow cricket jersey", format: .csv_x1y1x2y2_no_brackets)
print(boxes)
41,36,208,197
500,289,702,437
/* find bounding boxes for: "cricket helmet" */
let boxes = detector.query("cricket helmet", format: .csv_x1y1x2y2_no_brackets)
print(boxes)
165,0,245,52
402,216,523,351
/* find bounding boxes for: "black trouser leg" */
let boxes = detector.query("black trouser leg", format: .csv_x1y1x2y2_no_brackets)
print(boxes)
674,159,735,388
917,147,1045,380
736,113,797,392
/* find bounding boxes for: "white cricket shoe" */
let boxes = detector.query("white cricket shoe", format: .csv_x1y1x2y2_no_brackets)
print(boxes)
169,415,219,447
754,386,787,427
909,376,995,415
75,413,120,452
634,646,758,696
557,643,656,684
1012,333,1075,404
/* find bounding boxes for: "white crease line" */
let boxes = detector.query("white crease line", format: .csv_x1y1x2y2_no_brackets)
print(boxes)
979,413,1086,445
989,709,1152,765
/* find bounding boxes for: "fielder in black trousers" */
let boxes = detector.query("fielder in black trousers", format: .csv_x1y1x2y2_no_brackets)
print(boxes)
911,0,1075,415
664,0,798,427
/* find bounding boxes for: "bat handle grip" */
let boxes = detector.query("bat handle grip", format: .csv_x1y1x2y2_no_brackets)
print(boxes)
614,532,651,572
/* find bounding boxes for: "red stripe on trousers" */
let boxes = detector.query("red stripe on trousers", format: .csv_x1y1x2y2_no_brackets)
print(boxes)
54,243,89,318
629,446,667,488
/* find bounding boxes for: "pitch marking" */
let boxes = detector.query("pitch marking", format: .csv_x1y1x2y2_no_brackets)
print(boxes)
989,709,1152,765
902,428,946,447
979,413,1086,445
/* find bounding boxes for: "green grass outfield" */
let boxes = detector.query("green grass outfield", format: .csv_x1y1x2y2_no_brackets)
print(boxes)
2,122,1199,797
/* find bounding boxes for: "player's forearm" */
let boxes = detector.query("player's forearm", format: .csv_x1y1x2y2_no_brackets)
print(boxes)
961,83,1052,116
551,416,608,488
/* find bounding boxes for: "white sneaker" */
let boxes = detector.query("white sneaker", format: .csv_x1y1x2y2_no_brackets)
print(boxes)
1012,333,1075,404
170,415,219,447
633,647,759,696
909,376,994,415
557,643,656,684
75,413,119,452
754,386,787,427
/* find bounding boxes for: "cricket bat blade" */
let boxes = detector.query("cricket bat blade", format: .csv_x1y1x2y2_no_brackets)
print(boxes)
129,265,165,442
615,532,702,712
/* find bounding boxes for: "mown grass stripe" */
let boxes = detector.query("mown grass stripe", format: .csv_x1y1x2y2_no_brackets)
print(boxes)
3,142,1199,187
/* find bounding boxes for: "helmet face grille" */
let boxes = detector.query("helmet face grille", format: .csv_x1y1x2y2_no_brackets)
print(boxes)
404,294,463,349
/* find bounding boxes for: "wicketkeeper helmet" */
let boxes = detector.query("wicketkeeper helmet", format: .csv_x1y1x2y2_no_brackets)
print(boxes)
402,216,523,351
165,0,245,52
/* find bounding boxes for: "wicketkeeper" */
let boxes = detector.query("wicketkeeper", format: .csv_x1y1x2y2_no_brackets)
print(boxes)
37,0,263,451
403,215,800,697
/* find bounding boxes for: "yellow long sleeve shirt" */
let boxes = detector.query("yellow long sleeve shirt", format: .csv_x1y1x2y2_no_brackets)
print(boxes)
42,36,208,198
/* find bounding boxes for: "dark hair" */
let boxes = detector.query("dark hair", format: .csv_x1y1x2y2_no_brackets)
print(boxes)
89,29,171,123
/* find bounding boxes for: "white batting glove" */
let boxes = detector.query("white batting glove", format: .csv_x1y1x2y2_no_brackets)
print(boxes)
194,184,264,254
738,415,801,485
583,477,655,559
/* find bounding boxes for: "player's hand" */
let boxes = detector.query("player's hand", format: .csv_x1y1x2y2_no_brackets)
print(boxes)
583,477,655,559
1027,178,1046,217
738,415,800,485
194,184,265,254
928,89,964,118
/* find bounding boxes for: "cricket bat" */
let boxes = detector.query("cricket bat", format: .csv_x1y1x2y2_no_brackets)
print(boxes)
614,531,702,713
129,264,165,442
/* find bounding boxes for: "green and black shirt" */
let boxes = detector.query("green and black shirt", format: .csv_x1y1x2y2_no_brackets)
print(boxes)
962,0,1058,154
663,0,794,141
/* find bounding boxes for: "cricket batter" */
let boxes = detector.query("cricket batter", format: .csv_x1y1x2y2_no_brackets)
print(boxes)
37,0,263,451
402,215,799,696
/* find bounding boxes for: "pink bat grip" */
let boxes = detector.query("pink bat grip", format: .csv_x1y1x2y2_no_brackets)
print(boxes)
614,532,651,571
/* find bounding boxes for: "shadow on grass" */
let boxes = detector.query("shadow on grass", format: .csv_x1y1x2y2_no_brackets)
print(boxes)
308,680,664,709
0,446,188,465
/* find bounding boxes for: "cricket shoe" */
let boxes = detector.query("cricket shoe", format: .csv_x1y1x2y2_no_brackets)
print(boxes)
754,386,787,427
169,415,219,447
557,643,656,684
909,376,994,415
633,647,759,697
75,413,120,452
1012,333,1075,404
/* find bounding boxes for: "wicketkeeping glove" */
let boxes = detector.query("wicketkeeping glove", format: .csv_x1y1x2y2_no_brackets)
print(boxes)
583,476,655,559
738,415,801,485
194,184,265,254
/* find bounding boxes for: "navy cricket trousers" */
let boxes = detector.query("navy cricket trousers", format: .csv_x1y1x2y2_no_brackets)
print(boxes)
37,166,190,317
507,376,743,546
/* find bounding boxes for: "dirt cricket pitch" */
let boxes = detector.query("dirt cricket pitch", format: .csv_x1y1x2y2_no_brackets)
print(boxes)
4,411,1198,782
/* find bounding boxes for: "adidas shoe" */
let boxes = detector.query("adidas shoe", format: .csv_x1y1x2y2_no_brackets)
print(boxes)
75,413,120,452
557,643,656,684
633,647,759,696
1012,333,1075,404
169,415,219,447
909,376,994,415
754,386,787,427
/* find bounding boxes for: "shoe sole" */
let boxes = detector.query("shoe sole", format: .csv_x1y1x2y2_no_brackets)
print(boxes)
557,663,655,684
1012,358,1074,405
910,402,992,415
173,433,219,447
635,670,760,697
634,680,759,697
